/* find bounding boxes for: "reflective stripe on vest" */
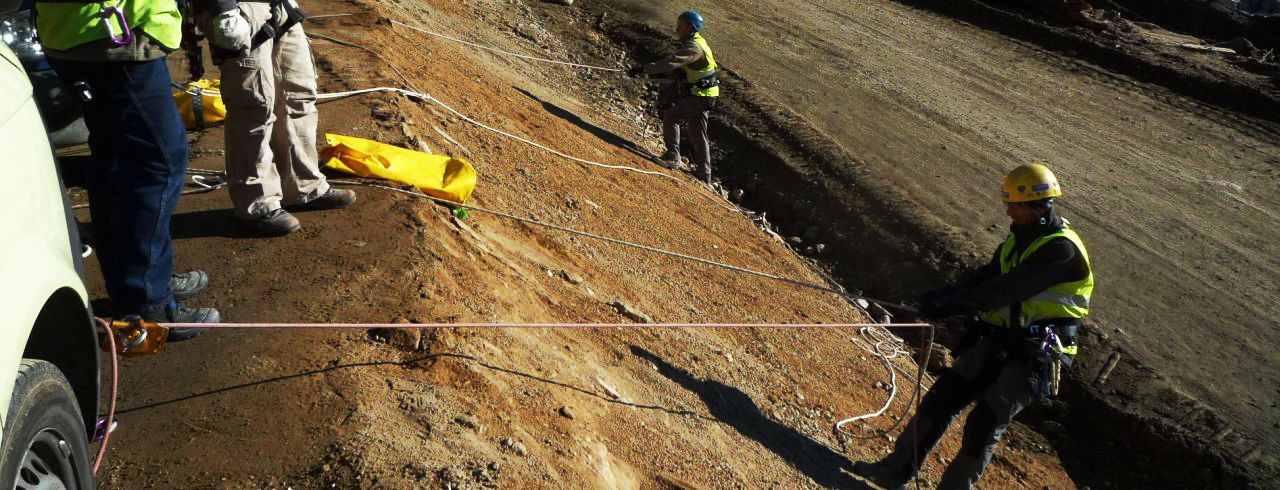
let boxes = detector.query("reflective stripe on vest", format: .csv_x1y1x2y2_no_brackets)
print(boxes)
36,0,183,51
980,226,1093,329
683,33,719,97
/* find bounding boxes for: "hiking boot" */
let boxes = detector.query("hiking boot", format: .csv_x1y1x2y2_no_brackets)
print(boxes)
852,460,909,490
241,208,302,236
297,188,357,211
652,151,682,170
141,303,220,342
170,270,209,301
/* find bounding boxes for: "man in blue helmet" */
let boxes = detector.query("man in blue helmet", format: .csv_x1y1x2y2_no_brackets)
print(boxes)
628,10,720,185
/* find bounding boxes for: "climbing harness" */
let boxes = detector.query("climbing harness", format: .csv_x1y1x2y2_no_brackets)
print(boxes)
1032,325,1074,397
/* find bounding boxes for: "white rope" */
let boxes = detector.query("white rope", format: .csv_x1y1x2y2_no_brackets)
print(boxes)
836,327,913,429
389,20,624,72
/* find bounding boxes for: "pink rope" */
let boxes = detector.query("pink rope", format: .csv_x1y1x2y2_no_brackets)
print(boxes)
159,322,934,329
92,317,118,476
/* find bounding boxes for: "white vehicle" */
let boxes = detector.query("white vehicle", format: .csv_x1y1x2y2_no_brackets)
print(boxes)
0,42,99,488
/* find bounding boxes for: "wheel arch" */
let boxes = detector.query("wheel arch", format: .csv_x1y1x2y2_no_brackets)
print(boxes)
23,288,98,438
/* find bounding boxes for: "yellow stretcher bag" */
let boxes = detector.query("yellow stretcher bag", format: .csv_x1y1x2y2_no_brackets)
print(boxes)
172,79,226,130
321,133,477,204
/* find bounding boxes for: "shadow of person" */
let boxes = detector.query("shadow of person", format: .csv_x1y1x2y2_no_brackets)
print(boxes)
513,87,656,161
170,208,273,240
630,345,871,489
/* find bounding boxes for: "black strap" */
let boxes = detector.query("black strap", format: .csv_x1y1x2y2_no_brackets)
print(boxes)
249,0,305,50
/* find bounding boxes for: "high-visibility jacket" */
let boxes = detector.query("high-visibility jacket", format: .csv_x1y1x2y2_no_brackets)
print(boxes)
36,0,183,52
980,226,1093,336
684,32,719,97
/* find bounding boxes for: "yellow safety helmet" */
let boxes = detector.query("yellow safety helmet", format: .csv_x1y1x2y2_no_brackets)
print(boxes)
1002,163,1062,203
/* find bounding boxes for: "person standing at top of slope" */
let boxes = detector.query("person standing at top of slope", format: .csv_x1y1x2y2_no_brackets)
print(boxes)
186,0,356,236
628,10,720,185
854,163,1094,490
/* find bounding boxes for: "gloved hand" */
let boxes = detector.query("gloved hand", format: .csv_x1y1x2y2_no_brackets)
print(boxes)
627,65,646,78
918,295,972,321
211,9,252,51
181,21,206,81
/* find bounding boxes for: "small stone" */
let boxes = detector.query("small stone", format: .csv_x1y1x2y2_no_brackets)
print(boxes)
814,243,826,254
500,437,514,448
322,464,332,473
559,406,576,420
513,442,528,456
729,189,745,202
562,270,584,284
454,414,481,430
874,381,886,390
855,299,870,309
788,236,804,245
554,0,573,5
610,301,652,323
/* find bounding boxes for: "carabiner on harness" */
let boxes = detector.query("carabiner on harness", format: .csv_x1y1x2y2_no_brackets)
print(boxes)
99,6,134,47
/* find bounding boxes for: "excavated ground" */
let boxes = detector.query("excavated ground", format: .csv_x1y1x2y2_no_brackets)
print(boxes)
61,0,1278,488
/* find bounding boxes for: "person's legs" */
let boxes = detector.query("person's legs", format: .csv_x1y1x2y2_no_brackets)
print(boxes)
271,22,330,205
53,59,187,315
937,356,1037,489
222,3,284,220
687,97,713,183
660,102,684,162
856,335,1003,486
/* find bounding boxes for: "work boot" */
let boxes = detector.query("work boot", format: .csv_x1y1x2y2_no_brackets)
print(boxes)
241,208,302,236
296,188,357,211
652,151,682,170
141,303,220,342
170,270,208,301
852,460,909,490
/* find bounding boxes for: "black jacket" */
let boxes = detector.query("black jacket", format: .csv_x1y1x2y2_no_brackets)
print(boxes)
931,211,1090,327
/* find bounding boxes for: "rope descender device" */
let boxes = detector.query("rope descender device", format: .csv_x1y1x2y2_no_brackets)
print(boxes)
99,6,134,47
99,315,168,357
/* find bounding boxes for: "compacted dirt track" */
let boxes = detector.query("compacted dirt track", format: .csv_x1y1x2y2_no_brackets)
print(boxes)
614,0,1280,481
63,0,1279,487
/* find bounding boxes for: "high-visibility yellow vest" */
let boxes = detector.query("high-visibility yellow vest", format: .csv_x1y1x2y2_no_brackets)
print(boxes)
980,226,1093,334
36,0,183,52
684,32,719,97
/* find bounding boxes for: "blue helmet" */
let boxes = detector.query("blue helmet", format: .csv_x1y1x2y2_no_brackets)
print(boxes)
678,10,704,31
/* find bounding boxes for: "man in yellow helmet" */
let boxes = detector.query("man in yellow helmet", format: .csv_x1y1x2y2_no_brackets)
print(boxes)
853,164,1093,490
627,10,719,184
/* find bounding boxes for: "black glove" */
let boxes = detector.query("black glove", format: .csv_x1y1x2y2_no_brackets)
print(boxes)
918,295,972,321
627,65,646,78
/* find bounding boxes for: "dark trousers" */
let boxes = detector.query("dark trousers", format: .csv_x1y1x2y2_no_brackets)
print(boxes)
50,58,187,315
662,95,715,183
880,333,1038,489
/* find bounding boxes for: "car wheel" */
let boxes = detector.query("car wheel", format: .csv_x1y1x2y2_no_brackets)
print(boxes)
0,360,93,489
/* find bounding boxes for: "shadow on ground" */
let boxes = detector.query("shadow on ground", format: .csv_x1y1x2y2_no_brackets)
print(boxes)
630,345,872,489
514,86,656,160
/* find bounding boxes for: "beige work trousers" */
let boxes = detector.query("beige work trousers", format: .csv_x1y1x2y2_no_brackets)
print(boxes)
220,2,328,219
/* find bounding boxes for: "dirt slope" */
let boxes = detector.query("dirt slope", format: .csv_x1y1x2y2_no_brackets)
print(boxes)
609,0,1280,482
68,0,1086,488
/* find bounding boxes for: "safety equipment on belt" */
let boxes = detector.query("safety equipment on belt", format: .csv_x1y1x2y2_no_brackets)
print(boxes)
1002,163,1061,203
35,0,184,51
683,32,719,97
1031,324,1077,397
980,225,1094,335
678,10,704,32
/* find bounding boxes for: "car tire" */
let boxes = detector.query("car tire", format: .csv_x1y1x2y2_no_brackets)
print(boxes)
0,360,93,489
